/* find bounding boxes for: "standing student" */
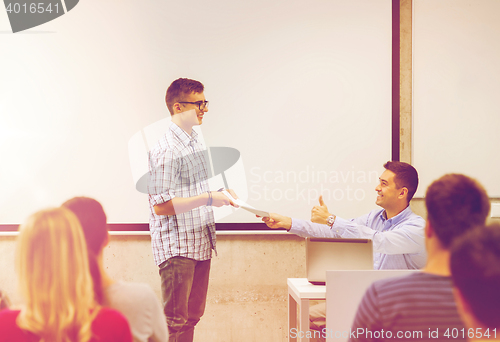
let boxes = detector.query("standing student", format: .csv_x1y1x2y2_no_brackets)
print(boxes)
0,207,132,342
63,196,169,342
148,78,237,342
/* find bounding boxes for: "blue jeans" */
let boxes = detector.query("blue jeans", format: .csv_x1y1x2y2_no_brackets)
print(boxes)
159,256,211,342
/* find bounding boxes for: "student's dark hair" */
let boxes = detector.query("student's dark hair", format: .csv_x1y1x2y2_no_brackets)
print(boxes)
425,174,490,248
450,223,500,329
165,78,204,115
62,197,108,305
383,161,419,202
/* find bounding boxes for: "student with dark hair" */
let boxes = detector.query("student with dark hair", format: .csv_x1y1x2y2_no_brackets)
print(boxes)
0,207,132,342
63,197,169,342
349,174,490,342
451,223,500,341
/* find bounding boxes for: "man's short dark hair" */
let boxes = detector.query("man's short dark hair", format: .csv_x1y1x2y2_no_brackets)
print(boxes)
165,78,204,115
451,223,500,329
425,174,490,248
383,161,419,202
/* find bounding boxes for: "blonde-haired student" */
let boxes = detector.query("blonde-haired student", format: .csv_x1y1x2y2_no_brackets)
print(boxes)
0,207,132,342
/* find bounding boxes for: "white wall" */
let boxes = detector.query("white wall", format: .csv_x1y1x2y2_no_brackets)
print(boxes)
413,0,500,197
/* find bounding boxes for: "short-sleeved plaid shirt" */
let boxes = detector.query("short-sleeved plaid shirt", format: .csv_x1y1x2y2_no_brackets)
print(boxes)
148,122,216,265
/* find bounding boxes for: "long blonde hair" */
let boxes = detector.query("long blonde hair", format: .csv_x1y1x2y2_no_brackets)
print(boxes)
16,207,98,342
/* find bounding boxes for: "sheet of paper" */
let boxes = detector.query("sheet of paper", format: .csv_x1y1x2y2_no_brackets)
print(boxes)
221,190,270,218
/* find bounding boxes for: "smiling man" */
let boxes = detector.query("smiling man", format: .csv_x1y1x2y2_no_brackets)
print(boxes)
262,161,426,269
349,174,490,342
262,161,426,338
148,78,237,342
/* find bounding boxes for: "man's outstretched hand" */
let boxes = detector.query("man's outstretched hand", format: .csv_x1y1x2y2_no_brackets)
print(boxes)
259,213,292,230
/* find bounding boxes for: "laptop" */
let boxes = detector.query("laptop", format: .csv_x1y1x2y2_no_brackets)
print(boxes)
306,237,373,285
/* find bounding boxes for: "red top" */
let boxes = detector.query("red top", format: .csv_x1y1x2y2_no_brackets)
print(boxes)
0,308,132,342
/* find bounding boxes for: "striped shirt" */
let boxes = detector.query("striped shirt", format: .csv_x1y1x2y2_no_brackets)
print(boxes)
290,206,426,270
148,123,216,265
349,273,466,342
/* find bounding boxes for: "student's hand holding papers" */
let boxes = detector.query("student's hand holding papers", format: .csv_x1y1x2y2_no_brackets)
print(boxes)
212,189,239,207
259,213,292,230
225,189,239,201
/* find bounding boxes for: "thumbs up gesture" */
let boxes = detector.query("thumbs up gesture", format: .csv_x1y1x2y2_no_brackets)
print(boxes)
311,195,332,225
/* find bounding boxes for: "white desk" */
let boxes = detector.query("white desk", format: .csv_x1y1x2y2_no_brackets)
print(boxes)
287,278,326,342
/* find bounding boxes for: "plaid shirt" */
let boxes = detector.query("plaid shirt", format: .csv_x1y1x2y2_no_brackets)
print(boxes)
148,122,216,265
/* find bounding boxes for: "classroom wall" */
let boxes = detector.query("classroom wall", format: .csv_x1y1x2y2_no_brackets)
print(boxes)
2,2,500,342
0,2,391,341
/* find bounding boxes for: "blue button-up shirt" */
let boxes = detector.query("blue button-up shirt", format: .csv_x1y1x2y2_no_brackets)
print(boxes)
289,206,426,269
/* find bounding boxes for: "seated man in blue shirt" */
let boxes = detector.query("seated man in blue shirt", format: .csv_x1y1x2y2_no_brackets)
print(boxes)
262,161,426,336
348,174,490,342
262,161,426,270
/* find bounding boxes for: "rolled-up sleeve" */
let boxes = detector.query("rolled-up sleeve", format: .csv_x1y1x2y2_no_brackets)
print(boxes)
148,150,180,206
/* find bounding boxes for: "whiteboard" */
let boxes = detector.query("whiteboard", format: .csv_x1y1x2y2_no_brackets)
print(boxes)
413,0,500,197
0,0,392,224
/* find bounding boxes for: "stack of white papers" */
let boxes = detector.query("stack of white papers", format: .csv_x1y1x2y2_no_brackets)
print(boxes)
221,190,270,218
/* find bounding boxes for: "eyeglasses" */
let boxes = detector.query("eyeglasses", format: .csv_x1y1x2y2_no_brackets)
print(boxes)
178,100,209,111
